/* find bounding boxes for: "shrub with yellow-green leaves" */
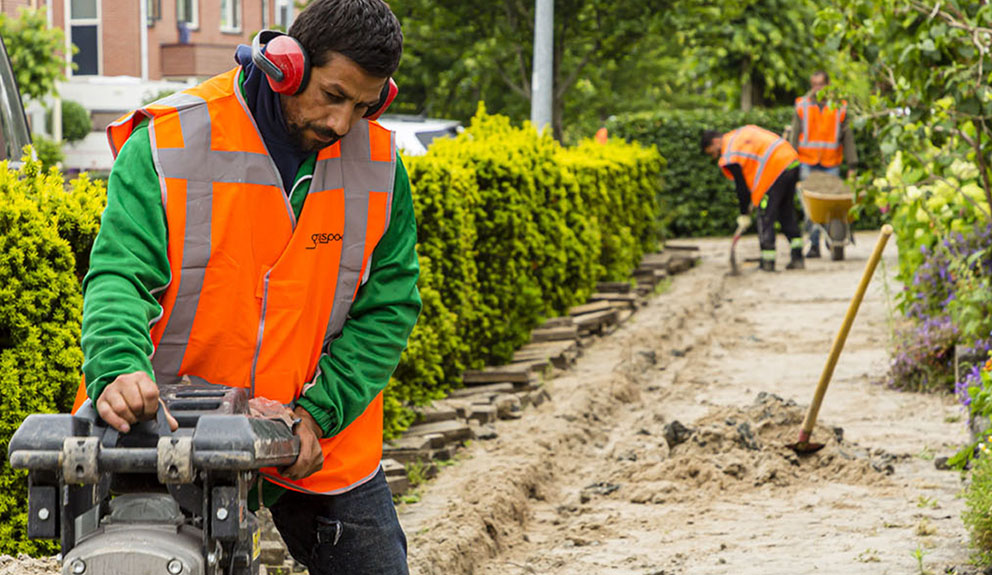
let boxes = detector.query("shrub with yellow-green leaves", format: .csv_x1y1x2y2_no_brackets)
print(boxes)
0,153,106,554
384,107,664,434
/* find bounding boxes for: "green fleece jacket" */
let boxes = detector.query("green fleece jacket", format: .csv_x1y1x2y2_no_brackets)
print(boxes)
81,121,421,442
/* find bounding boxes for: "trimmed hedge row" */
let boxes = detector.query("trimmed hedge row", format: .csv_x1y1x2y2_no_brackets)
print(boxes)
607,107,884,237
384,106,665,436
0,155,106,555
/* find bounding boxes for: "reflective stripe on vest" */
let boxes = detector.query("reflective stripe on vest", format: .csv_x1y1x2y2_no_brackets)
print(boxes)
795,96,846,167
719,125,799,206
105,67,396,495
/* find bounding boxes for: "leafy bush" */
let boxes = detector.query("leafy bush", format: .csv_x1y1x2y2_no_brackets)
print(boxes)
965,446,992,567
31,135,64,171
873,147,987,283
0,154,105,555
383,107,664,435
882,224,992,395
47,100,93,144
608,106,883,237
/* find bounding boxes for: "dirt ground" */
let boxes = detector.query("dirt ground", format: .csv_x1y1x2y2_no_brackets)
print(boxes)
401,231,975,575
1,231,974,575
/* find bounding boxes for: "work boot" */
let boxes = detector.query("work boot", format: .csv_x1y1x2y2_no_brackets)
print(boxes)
806,244,821,259
759,259,775,272
786,248,805,270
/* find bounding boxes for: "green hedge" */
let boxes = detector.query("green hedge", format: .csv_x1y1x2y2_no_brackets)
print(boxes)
383,106,665,436
0,153,105,554
607,107,884,237
46,100,93,144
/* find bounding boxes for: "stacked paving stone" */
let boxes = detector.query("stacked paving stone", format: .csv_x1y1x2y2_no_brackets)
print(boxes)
257,246,701,573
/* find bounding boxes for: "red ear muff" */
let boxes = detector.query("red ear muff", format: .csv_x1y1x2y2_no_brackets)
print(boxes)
251,30,310,95
364,78,398,121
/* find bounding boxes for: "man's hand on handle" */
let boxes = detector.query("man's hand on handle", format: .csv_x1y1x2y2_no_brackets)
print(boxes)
736,214,752,231
96,371,179,433
280,406,324,480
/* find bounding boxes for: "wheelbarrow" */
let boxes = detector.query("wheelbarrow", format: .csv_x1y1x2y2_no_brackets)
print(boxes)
799,176,855,261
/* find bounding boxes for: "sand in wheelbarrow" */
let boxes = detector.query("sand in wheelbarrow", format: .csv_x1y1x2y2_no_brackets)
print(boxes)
802,171,851,196
619,393,899,505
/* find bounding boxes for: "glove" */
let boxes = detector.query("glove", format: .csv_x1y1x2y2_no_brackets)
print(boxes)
736,215,752,230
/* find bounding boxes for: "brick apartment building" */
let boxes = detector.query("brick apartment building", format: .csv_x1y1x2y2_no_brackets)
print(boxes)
4,0,297,80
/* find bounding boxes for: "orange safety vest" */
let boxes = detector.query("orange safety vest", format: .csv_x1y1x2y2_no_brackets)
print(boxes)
795,96,847,168
84,67,396,496
719,125,799,207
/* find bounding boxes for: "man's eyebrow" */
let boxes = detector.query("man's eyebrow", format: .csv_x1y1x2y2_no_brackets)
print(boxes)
323,82,379,107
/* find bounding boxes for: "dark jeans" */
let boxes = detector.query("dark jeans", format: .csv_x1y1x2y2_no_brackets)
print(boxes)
756,166,802,256
269,467,409,575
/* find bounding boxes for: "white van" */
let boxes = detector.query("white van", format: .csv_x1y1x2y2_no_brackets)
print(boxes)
375,115,462,157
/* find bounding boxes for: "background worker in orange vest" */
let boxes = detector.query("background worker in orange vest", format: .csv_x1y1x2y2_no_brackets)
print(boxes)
702,125,805,271
79,1,419,573
788,70,859,258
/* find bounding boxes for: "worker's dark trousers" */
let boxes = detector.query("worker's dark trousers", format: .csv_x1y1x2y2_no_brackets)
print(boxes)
269,467,408,575
756,166,803,262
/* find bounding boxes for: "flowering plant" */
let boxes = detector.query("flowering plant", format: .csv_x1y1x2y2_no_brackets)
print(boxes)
884,224,992,394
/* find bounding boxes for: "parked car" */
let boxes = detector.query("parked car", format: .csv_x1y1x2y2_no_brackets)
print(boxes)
0,34,32,168
376,115,462,156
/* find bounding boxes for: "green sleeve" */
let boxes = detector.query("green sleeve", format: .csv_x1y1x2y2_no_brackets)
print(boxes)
81,121,170,401
296,156,422,437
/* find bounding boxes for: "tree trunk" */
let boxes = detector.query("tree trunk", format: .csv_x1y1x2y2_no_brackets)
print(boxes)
740,59,753,112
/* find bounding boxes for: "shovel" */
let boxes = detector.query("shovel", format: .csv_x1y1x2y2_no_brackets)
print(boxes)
728,221,748,276
788,225,894,454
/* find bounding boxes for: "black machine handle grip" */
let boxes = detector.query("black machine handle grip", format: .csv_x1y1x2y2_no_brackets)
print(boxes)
101,399,174,449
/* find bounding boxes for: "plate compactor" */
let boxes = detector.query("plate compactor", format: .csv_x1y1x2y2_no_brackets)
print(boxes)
8,382,300,575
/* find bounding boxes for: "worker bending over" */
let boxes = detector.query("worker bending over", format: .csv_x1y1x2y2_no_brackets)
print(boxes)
702,125,804,272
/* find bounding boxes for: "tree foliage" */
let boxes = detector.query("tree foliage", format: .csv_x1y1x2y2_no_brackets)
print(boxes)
387,0,677,140
0,8,67,101
296,0,842,140
816,0,992,212
673,0,823,110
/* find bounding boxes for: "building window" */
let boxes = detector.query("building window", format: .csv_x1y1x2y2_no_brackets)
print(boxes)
177,0,199,29
220,0,241,33
147,0,161,26
70,0,100,76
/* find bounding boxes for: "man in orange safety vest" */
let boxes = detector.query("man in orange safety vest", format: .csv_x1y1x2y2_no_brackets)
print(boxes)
788,70,858,258
702,125,805,272
78,1,420,573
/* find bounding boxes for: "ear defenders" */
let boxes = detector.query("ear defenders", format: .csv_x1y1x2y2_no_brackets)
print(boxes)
251,29,398,121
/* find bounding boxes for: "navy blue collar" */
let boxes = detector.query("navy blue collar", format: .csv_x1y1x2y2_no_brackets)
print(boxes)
234,45,311,194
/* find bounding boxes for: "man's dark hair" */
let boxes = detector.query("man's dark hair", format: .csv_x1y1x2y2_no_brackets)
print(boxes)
289,0,403,78
700,129,722,153
812,70,830,84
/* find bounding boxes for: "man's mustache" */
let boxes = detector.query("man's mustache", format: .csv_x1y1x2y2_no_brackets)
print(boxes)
312,127,341,142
